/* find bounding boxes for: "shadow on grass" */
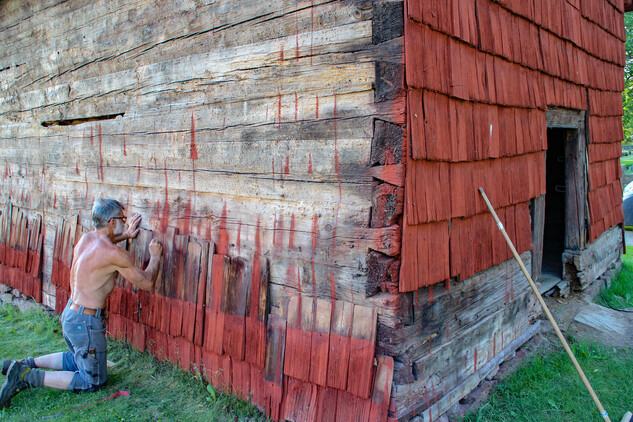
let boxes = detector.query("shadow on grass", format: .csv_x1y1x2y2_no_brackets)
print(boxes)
0,304,267,422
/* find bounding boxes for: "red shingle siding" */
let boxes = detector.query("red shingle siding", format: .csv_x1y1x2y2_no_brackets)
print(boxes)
402,0,624,291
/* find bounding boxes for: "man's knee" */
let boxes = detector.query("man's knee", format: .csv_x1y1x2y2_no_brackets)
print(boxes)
67,372,106,393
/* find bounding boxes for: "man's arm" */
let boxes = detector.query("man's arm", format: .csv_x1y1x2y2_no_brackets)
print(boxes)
112,214,142,244
113,239,162,291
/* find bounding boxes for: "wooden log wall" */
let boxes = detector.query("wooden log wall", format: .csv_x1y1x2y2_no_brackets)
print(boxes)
400,0,625,420
0,0,404,420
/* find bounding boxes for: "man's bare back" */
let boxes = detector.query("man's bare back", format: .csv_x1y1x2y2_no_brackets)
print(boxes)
70,212,162,310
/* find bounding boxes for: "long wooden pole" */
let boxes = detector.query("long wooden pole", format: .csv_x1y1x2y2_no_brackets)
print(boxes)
478,187,611,422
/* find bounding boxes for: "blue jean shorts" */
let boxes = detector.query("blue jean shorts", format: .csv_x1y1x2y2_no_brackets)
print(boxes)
60,300,107,392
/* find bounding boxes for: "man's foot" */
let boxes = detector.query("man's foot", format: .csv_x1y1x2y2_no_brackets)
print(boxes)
0,362,29,410
1,358,35,376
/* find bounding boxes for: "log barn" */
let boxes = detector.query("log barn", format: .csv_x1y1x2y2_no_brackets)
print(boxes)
0,0,627,420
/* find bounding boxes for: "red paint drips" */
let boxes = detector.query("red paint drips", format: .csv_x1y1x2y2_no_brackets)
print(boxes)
75,162,80,175
279,45,284,62
284,156,290,174
315,95,319,119
98,124,104,181
123,133,127,156
190,113,198,160
160,160,170,232
278,93,282,129
308,153,313,174
236,220,242,254
288,213,295,249
84,172,89,199
178,198,193,235
90,127,94,146
216,203,229,255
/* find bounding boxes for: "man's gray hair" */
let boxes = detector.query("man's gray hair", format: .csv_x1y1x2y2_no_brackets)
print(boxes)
91,198,124,229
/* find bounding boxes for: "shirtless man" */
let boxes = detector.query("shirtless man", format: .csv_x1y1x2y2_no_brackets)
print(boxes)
0,198,162,408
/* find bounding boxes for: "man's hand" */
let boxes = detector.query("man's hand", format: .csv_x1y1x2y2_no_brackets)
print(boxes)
149,238,162,257
123,214,142,240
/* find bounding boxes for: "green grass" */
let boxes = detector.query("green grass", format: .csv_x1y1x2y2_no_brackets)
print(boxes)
0,304,267,422
462,338,633,422
597,245,633,310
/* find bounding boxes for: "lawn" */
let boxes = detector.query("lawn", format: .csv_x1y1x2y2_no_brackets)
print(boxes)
0,303,266,422
462,244,633,422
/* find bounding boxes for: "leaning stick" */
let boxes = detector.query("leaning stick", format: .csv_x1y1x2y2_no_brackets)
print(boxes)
478,187,611,422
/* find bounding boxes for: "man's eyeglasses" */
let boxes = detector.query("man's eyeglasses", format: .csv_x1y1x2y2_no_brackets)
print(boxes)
110,216,127,224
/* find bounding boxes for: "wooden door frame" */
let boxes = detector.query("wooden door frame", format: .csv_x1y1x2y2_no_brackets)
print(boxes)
532,108,587,281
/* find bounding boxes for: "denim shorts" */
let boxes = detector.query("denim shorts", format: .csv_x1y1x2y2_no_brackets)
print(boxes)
60,300,107,392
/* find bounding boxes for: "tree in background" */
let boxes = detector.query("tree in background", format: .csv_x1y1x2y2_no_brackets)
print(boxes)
623,13,633,145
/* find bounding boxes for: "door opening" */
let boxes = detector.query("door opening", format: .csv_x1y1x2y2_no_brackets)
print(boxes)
541,128,568,278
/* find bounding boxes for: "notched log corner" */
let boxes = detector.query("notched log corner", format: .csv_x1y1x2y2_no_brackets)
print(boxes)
372,0,404,45
366,250,400,296
371,119,404,166
41,112,125,127
375,61,404,102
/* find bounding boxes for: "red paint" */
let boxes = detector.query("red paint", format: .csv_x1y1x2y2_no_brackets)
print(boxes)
75,162,80,175
329,273,336,303
280,44,284,61
308,153,313,174
53,193,57,208
446,279,451,291
123,133,127,156
98,124,104,181
178,172,182,184
288,213,295,249
90,127,94,146
216,203,229,255
236,220,242,254
474,347,478,371
190,113,198,160
274,214,285,255
284,156,290,174
278,93,282,129
428,284,434,302
160,160,170,232
178,198,193,235
315,95,319,119
493,333,497,355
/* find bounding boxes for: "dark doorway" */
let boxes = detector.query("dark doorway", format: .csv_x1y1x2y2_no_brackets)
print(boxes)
542,128,568,278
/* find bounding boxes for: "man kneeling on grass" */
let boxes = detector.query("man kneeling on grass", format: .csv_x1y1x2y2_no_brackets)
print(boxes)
0,198,162,409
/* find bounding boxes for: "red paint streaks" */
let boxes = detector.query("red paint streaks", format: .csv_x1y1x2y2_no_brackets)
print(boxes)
311,214,318,295
179,172,182,184
254,216,262,256
53,193,57,208
315,95,319,119
179,198,193,235
288,213,295,249
284,156,290,174
98,124,104,181
160,160,170,232
123,133,127,156
204,218,214,243
329,273,336,303
294,92,298,120
308,153,313,174
216,203,229,255
190,113,198,160
493,333,497,355
280,45,284,61
90,127,94,146
236,220,242,254
75,162,80,175
474,348,478,371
